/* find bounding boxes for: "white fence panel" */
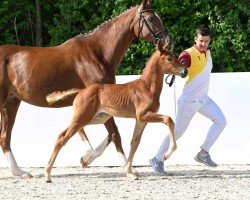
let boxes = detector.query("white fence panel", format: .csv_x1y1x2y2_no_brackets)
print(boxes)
0,72,249,167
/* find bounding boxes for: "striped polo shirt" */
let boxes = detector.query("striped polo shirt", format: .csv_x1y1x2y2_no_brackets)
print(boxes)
178,46,213,101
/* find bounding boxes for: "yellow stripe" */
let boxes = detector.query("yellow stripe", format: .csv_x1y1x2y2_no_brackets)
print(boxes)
185,47,209,83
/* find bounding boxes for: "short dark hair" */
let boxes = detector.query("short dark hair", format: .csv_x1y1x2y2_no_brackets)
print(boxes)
195,28,210,37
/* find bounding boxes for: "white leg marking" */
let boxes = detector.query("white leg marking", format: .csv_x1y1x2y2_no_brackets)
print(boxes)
118,152,128,168
81,136,109,167
5,151,33,178
118,152,139,176
83,140,93,151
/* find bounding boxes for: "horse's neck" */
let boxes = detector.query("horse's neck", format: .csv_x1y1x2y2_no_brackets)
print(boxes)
88,7,138,68
140,53,164,96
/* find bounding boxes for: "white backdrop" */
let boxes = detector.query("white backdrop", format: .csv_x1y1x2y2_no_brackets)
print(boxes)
0,72,249,167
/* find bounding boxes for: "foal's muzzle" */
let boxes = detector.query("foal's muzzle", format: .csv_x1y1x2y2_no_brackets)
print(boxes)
180,68,188,78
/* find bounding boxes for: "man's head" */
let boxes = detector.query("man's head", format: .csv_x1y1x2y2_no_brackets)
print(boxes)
194,28,211,53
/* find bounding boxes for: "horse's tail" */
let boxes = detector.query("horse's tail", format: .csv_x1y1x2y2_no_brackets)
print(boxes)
46,88,81,105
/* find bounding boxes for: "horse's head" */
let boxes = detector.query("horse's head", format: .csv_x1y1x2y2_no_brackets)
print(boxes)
157,40,188,78
134,0,173,50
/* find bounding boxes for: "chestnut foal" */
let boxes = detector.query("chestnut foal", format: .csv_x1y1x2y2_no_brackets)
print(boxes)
45,42,187,182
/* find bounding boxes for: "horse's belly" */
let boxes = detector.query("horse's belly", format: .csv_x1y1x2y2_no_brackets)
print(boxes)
13,92,75,108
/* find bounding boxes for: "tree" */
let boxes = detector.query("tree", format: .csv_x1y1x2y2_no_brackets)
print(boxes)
0,0,249,72
35,0,42,46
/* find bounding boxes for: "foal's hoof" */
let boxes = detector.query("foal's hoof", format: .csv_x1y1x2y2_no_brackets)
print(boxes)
132,169,140,178
127,173,140,180
80,157,88,168
45,175,52,183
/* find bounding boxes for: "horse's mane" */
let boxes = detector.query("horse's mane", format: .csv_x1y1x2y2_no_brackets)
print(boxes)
90,6,137,35
72,5,138,40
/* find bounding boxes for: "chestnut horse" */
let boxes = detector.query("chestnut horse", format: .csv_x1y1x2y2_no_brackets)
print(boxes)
45,41,187,182
0,0,171,178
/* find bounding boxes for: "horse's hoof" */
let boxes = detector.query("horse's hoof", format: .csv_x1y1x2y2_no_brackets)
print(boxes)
21,172,33,179
45,179,52,183
12,170,33,179
80,157,88,168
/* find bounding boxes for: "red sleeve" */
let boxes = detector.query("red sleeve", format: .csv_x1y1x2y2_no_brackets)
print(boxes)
178,51,191,68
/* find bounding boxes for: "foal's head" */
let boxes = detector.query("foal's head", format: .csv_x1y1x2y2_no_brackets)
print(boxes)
134,0,173,49
156,41,188,78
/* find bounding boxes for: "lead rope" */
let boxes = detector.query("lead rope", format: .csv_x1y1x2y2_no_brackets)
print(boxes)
173,80,177,117
165,74,177,117
165,74,175,87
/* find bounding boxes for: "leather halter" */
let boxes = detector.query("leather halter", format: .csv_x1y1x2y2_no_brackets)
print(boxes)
138,8,169,46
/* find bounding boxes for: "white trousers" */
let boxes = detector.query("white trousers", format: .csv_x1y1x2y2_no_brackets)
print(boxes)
155,96,227,162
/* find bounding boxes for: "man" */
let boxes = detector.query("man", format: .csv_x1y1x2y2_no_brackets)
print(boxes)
150,27,227,175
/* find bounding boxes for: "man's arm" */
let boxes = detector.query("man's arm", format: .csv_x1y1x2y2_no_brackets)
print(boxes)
178,51,191,68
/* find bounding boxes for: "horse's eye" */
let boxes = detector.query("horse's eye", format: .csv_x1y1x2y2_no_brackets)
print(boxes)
148,16,153,21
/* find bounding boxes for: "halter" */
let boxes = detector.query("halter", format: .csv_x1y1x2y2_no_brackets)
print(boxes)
138,8,169,46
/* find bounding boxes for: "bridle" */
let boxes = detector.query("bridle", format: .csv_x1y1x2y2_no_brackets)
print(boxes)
138,7,176,87
138,8,170,47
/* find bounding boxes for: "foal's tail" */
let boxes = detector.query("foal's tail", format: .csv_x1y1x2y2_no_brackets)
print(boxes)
46,88,81,105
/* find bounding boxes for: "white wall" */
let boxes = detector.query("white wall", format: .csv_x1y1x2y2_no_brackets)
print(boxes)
0,72,249,167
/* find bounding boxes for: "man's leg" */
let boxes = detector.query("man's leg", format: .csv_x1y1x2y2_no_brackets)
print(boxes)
195,97,227,167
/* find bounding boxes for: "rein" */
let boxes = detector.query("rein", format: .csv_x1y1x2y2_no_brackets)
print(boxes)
165,74,176,87
138,8,168,46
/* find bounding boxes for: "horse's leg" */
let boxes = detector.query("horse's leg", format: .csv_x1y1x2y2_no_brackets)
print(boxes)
80,117,127,168
0,97,33,178
104,117,128,167
45,123,82,183
125,121,146,180
80,134,110,168
78,129,94,167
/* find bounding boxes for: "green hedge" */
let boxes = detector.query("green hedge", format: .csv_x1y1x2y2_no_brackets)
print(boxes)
0,0,249,73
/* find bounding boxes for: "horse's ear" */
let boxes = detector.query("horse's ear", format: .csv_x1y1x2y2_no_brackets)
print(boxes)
142,0,151,8
157,40,163,53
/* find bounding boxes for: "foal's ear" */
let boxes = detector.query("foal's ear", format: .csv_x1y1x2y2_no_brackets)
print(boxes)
163,42,170,51
157,40,163,53
142,0,151,8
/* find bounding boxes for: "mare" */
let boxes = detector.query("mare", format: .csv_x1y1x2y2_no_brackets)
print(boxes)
0,0,171,178
45,41,188,182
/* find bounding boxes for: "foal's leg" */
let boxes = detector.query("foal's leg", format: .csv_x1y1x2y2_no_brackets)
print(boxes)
139,112,177,160
45,122,82,182
125,121,147,180
0,98,33,178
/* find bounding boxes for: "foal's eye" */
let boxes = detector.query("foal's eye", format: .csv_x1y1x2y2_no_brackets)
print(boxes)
166,56,173,62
